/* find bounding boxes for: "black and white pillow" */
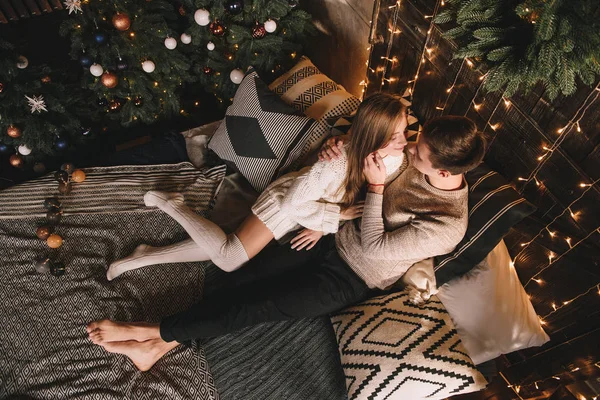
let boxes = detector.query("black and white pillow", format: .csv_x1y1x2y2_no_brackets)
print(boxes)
331,291,487,400
434,163,536,286
208,68,317,192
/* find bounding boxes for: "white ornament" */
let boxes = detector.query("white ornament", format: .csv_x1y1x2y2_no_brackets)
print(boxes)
180,33,192,44
194,9,210,26
90,63,103,77
16,56,29,69
264,19,277,33
164,37,177,50
63,0,82,14
25,95,48,113
142,60,156,73
230,69,244,84
206,41,215,51
18,144,32,155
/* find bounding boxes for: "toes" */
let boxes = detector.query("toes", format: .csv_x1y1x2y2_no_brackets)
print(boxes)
86,321,99,333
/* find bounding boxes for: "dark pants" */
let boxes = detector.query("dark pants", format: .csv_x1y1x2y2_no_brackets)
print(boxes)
159,235,371,342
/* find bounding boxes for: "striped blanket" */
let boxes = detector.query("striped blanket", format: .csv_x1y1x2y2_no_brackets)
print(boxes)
0,163,224,400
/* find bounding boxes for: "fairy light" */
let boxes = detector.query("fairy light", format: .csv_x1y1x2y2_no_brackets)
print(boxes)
552,376,560,380
534,177,541,186
490,123,500,130
535,382,539,389
557,126,566,134
576,121,582,132
552,303,557,311
565,237,572,248
503,98,511,107
533,278,543,284
569,207,578,219
548,252,555,263
473,103,482,110
465,58,474,67
546,227,556,237
571,367,580,372
435,106,445,110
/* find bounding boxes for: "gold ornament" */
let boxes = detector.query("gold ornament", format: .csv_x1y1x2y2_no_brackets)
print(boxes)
36,226,53,240
7,125,22,138
9,154,24,168
71,169,86,183
112,13,131,31
47,234,63,249
101,72,118,88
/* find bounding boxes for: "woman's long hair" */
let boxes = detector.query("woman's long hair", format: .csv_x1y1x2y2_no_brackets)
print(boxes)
340,93,407,207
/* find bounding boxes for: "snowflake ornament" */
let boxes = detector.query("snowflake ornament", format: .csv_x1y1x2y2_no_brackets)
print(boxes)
64,0,82,14
26,95,48,113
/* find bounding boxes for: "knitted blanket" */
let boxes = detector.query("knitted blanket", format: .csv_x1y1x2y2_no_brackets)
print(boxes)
0,163,224,400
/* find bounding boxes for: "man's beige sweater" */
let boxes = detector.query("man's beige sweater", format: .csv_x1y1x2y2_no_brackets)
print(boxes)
336,155,469,290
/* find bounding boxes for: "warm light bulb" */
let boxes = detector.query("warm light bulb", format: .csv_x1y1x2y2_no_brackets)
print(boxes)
565,237,572,247
552,376,560,380
563,300,571,305
518,177,527,181
130,32,135,38
576,122,581,132
548,252,555,263
580,182,591,187
557,127,565,134
466,59,474,67
552,303,557,310
490,123,500,131
473,103,481,110
534,278,543,284
535,382,539,389
435,107,445,110
503,99,511,107
540,318,546,325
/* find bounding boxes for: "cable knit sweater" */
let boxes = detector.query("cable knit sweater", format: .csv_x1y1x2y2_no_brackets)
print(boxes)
252,148,404,240
336,154,469,290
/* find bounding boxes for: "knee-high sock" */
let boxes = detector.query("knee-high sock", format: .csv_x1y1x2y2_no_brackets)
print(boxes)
143,191,249,273
107,238,207,281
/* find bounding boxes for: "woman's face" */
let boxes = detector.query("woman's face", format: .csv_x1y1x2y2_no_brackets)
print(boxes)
378,114,408,157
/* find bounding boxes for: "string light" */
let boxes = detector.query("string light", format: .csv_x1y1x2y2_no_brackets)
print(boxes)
490,123,500,130
473,103,482,110
533,278,543,284
552,303,557,311
576,121,582,132
465,58,474,67
548,252,555,263
565,237,572,248
546,227,556,237
503,98,511,107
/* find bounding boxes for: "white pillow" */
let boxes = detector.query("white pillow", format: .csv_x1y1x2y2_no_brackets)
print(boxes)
437,240,550,365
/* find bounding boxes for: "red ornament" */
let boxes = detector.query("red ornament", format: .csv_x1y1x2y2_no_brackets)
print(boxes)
252,22,266,39
0,82,5,92
101,72,118,88
112,13,131,31
209,20,226,37
203,66,213,75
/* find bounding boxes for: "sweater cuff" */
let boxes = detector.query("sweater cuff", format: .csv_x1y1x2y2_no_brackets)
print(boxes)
322,203,341,233
364,192,383,215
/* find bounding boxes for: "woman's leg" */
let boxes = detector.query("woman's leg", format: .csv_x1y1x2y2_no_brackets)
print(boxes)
106,239,208,281
144,191,274,272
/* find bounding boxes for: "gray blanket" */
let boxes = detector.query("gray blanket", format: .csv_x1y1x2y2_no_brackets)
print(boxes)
0,163,224,400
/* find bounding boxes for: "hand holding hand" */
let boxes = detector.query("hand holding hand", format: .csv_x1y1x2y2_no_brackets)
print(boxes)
340,202,364,221
290,228,324,251
363,152,386,185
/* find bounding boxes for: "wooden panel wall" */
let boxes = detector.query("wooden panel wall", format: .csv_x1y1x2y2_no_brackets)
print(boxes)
0,0,62,23
362,1,600,399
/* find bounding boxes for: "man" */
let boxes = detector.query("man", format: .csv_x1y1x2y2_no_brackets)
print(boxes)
86,115,486,372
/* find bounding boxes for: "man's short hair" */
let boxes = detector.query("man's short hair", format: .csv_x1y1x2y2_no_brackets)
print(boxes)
421,116,486,175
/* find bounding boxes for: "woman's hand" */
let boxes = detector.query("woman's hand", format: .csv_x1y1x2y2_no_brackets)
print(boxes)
364,152,386,185
318,135,347,161
290,229,324,251
340,202,364,220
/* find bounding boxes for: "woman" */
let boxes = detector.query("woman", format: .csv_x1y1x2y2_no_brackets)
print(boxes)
106,93,409,280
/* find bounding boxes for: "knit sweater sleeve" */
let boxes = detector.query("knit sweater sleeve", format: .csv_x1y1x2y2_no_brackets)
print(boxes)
279,158,345,234
360,192,458,261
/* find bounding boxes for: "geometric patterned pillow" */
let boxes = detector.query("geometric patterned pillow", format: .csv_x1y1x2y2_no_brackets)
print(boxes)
208,68,318,192
268,56,361,167
330,291,487,400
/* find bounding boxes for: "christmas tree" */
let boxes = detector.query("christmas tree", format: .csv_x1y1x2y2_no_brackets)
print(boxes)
435,0,600,98
0,38,90,170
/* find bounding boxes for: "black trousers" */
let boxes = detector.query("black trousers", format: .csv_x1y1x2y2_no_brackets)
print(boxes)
159,235,371,342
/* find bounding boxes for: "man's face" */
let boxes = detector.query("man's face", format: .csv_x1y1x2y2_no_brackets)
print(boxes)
378,114,408,157
407,134,445,177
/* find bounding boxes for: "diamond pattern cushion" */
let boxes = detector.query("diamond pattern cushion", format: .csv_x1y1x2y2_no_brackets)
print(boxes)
208,68,317,192
331,291,487,400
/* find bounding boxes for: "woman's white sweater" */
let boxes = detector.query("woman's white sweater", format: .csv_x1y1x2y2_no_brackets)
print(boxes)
251,148,404,240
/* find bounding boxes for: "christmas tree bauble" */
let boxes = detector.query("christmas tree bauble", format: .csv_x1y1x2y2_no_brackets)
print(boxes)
50,262,66,277
33,162,46,173
230,69,244,84
264,19,277,33
194,9,210,26
0,82,4,92
9,154,24,168
180,33,192,44
0,143,9,154
225,0,243,15
134,96,143,106
252,22,266,39
90,63,104,77
108,99,123,112
94,32,107,44
46,209,63,225
112,13,131,31
47,234,63,248
80,55,92,67
56,138,69,150
164,37,177,50
60,162,75,174
142,60,155,73
97,97,108,107
18,144,32,155
36,257,52,273
36,226,54,240
58,181,72,195
101,71,118,88
117,59,128,70
71,169,86,183
44,197,61,209
206,41,215,51
41,75,51,84
16,55,29,69
203,66,213,75
209,21,226,37
7,125,22,138
54,170,69,183
81,127,91,136
288,0,299,9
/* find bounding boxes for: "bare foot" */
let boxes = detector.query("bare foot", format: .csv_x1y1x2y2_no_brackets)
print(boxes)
87,319,160,343
143,191,184,208
101,339,180,372
106,244,150,281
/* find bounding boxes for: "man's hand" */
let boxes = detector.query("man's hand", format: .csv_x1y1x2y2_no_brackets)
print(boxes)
340,202,364,220
318,135,347,161
290,229,324,251
364,152,386,185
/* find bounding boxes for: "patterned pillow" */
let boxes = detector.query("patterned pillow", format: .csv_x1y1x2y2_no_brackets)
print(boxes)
434,163,536,286
268,56,361,166
208,68,317,192
331,291,487,400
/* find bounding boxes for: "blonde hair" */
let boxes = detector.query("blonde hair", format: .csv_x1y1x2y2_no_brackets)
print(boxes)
340,93,407,207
